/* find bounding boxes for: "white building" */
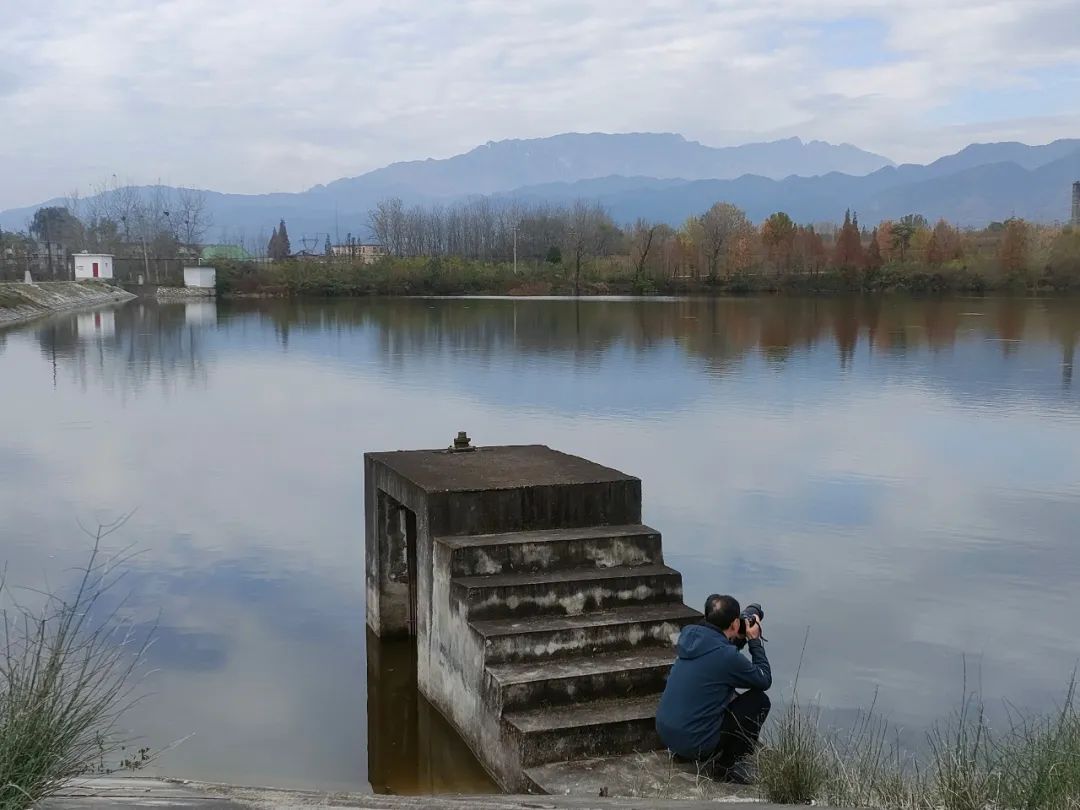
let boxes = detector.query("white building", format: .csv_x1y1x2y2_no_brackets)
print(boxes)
73,252,114,280
183,266,217,289
330,243,388,264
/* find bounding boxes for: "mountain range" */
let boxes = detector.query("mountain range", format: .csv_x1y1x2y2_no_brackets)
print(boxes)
2,133,1077,241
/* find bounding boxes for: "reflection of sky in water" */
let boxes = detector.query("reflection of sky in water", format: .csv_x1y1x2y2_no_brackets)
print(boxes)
0,296,1078,790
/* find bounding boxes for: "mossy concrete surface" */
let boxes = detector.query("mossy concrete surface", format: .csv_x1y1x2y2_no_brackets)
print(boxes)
0,281,134,326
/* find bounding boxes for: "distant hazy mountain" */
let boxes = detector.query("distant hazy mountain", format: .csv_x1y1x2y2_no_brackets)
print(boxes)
912,139,1080,177
510,147,1080,226
1,134,1076,237
311,133,893,200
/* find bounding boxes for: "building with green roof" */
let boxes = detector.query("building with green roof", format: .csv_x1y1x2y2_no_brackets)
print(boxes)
200,244,252,262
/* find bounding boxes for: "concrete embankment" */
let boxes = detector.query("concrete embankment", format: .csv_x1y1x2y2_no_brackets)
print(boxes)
0,281,134,326
39,777,775,809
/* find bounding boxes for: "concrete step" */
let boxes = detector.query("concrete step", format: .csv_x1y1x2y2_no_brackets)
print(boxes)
472,603,700,664
439,524,663,576
485,646,676,712
504,694,663,767
452,564,684,621
524,754,754,801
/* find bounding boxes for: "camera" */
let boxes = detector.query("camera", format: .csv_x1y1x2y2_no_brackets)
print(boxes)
737,603,764,638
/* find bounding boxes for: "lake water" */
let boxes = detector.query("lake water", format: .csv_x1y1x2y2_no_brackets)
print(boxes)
1,296,1078,793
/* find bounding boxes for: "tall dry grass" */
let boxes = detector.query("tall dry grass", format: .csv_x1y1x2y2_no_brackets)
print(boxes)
753,652,1079,809
0,524,152,809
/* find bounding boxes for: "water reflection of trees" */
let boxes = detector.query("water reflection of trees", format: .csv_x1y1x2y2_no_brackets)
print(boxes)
34,301,215,395
224,297,1080,390
22,297,1077,396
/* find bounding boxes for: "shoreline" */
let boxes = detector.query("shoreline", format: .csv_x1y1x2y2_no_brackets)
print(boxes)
0,280,135,328
40,776,769,809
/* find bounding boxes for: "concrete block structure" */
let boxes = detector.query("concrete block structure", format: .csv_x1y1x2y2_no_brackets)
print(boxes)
1072,181,1080,226
365,438,699,791
331,243,388,263
73,252,114,280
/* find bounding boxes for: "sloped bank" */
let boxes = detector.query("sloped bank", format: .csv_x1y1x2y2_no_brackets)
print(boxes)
0,281,135,327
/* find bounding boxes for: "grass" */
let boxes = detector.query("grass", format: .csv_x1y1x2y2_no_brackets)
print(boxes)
750,661,1080,810
992,678,1080,810
0,523,152,810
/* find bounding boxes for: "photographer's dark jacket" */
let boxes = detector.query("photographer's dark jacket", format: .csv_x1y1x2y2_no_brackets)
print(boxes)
655,622,772,759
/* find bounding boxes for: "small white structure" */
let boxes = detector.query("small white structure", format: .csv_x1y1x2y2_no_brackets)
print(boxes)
73,252,114,280
183,266,216,289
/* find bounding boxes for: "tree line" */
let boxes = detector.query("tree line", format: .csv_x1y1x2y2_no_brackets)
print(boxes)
363,196,1080,290
0,180,211,280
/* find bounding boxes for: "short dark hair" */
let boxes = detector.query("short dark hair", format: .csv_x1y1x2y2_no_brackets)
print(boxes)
704,594,740,629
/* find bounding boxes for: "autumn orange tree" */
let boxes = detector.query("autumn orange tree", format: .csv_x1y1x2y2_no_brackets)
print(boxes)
792,225,827,276
832,210,865,284
866,227,883,272
926,219,963,265
998,218,1030,278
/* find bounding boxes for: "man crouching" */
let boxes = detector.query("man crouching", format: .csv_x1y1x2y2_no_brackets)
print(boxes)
655,594,772,783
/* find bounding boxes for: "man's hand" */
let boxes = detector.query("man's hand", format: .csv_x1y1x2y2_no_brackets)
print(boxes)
746,617,762,641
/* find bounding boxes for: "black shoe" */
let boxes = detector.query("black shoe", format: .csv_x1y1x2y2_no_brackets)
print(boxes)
723,760,756,785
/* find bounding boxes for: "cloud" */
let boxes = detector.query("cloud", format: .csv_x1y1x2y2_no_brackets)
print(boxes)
2,0,1080,209
1,1,1078,209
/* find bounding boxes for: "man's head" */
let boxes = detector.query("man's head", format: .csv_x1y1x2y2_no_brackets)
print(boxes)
704,594,741,638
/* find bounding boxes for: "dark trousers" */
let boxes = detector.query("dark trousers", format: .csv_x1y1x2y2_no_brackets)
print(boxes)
708,690,771,775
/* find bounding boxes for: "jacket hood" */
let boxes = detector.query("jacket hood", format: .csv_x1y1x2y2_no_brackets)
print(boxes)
676,622,730,660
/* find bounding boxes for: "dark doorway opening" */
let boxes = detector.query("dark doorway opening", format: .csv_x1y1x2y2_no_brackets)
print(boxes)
377,490,418,637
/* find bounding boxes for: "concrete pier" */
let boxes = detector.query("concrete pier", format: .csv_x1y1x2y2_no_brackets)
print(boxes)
365,440,700,791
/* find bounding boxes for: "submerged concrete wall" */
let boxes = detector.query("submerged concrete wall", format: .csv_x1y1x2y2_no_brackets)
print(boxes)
0,281,134,327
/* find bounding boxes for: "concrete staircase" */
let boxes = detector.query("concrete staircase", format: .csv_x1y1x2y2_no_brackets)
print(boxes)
437,523,701,787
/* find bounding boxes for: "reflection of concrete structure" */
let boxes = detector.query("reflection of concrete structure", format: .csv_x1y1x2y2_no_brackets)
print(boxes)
365,438,698,791
366,628,496,794
185,301,217,325
183,266,216,290
76,309,116,338
73,252,114,280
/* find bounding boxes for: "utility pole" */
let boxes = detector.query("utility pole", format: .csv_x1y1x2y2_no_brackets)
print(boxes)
512,224,518,274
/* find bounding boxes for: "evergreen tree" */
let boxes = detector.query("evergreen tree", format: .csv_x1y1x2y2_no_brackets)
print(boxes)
832,209,864,269
277,219,291,258
267,226,279,259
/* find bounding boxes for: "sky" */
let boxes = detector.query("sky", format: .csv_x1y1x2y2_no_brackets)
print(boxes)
1,0,1078,210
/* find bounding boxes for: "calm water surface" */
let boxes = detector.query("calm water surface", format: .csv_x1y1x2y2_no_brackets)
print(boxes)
1,296,1078,793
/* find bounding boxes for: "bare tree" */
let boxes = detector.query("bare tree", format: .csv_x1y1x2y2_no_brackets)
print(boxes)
629,218,658,282
368,198,406,256
173,188,212,249
565,201,614,296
